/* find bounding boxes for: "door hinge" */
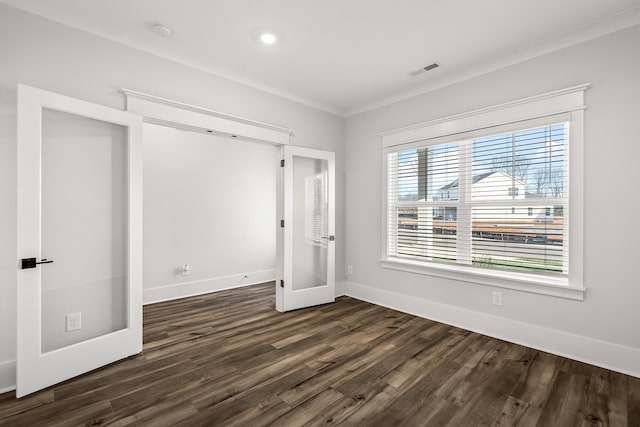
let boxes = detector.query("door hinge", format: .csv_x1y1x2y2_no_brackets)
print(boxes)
280,280,284,288
280,220,285,228
280,159,285,167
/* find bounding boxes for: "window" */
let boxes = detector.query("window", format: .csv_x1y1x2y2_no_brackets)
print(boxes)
387,122,568,276
380,84,586,298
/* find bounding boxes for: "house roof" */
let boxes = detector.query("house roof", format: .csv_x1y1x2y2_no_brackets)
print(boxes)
438,171,494,191
438,170,525,191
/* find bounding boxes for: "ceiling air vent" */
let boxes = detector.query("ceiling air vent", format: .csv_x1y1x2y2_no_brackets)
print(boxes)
410,62,439,76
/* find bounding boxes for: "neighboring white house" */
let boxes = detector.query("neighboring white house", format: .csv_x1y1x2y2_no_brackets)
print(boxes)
434,171,555,221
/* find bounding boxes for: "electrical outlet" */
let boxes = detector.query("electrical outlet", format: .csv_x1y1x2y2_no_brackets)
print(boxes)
347,265,354,276
492,291,503,306
181,264,190,276
66,313,82,332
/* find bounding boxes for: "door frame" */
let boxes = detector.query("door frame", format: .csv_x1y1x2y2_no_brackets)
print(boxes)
16,84,143,397
122,90,335,313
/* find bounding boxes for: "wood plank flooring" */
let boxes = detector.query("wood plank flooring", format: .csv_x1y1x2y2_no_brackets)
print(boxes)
1,282,639,426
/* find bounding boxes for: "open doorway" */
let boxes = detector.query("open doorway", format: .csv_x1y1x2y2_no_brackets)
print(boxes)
142,123,278,303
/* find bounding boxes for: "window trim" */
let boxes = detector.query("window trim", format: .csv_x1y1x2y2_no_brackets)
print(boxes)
380,85,587,299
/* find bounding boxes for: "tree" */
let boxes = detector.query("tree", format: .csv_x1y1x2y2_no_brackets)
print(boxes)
534,169,547,196
489,155,531,183
514,157,532,183
547,168,564,198
530,167,564,198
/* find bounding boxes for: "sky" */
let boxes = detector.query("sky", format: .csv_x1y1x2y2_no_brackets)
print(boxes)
395,123,566,199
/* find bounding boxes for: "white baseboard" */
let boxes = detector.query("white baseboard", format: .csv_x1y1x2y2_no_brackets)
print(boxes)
143,269,276,305
0,359,16,394
343,280,640,379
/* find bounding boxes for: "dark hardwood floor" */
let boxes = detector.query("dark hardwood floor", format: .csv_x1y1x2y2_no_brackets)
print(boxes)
1,282,638,426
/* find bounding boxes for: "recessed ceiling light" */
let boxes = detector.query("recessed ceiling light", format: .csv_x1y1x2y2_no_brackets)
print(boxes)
152,24,172,38
260,33,277,45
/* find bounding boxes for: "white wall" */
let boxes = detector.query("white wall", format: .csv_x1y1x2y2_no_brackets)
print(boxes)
345,24,640,375
0,4,344,391
142,124,278,302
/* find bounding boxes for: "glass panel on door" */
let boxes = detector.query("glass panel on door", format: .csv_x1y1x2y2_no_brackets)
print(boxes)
292,156,328,290
40,108,129,353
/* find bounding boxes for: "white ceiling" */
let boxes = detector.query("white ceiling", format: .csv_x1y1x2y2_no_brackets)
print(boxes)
3,0,640,116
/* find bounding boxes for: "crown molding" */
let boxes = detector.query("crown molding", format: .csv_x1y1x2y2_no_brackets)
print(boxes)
345,6,640,117
0,1,345,117
2,1,638,118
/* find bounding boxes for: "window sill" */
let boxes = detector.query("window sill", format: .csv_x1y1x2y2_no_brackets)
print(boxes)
380,257,585,300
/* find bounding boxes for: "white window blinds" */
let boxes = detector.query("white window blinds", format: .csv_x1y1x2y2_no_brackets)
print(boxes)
387,121,569,276
305,171,328,244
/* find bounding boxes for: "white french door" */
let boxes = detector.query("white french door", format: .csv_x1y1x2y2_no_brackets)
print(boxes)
16,85,143,397
276,146,335,312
